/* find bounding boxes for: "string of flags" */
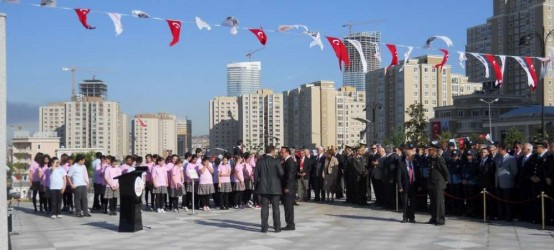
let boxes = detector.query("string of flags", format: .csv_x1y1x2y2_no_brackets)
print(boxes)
2,0,553,92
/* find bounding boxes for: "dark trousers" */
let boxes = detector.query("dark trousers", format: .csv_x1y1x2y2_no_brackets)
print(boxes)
201,195,210,207
372,178,383,206
213,184,220,208
384,180,397,209
356,177,368,205
260,194,281,231
243,189,252,204
497,188,514,220
93,183,105,209
401,185,416,220
74,186,89,216
463,184,478,216
220,192,230,209
109,198,117,212
145,182,154,207
63,184,73,210
32,182,39,210
283,191,296,228
429,188,445,224
49,189,62,216
366,174,373,201
313,176,324,201
155,194,164,209
39,190,49,212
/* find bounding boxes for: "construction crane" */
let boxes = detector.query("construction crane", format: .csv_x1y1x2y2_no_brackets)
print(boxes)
246,47,266,61
342,19,386,34
9,125,27,131
62,66,112,101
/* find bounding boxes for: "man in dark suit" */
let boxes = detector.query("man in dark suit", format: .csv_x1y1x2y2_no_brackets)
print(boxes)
427,145,450,226
281,147,297,230
311,147,326,201
254,145,284,233
297,149,312,202
232,140,244,156
397,144,419,223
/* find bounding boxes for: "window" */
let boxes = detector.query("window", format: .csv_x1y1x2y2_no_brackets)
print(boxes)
472,110,480,117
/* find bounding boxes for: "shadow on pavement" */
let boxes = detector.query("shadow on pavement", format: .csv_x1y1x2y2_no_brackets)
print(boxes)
325,214,400,222
82,221,119,232
195,219,262,232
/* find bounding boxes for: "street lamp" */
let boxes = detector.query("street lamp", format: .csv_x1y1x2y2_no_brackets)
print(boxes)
519,27,554,140
480,98,499,142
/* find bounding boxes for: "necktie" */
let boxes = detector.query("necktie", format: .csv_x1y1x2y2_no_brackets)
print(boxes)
408,161,414,184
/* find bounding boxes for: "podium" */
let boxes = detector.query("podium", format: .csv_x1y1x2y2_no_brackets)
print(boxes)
114,167,147,232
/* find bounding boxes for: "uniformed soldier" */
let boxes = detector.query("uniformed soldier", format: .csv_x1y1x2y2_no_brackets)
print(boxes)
447,150,463,215
344,146,356,204
427,143,450,226
352,145,369,205
461,149,479,217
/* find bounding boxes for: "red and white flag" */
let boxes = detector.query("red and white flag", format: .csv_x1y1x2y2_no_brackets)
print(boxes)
166,19,182,47
248,28,267,46
525,57,539,91
137,117,147,128
513,56,537,91
385,44,398,72
484,54,503,87
434,49,449,69
326,36,349,70
74,8,95,30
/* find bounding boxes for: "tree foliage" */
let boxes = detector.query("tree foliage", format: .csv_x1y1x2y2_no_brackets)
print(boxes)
404,103,429,145
435,131,453,145
384,127,405,146
505,127,525,146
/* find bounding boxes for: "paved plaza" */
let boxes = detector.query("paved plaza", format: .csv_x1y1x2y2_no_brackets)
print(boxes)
8,199,554,250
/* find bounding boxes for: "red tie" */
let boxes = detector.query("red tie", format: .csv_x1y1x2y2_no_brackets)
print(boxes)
408,161,414,184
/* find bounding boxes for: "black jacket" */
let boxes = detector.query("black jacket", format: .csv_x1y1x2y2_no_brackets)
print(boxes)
282,156,298,192
312,154,326,178
397,158,420,191
427,155,450,190
254,155,284,195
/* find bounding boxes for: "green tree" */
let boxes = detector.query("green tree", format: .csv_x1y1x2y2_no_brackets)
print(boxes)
384,127,405,146
404,103,429,145
435,131,453,145
504,127,525,146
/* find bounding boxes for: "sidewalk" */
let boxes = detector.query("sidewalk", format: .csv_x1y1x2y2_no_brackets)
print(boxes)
8,200,554,250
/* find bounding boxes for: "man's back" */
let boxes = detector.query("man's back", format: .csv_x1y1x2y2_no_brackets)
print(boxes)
255,155,284,195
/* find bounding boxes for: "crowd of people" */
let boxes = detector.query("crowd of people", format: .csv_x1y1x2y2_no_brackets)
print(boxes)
24,138,554,229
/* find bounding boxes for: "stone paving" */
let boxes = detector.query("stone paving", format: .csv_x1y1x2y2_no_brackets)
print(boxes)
8,199,554,250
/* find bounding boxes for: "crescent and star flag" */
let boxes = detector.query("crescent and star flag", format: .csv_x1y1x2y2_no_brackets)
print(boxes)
513,56,536,91
525,57,539,91
249,28,267,45
385,44,399,71
326,36,349,70
137,117,147,128
434,49,449,69
74,8,95,30
166,19,182,47
484,54,503,87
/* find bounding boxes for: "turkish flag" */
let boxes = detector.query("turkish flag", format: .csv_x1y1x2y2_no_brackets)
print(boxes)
457,138,465,150
484,54,503,87
248,28,267,45
137,117,147,128
74,8,95,29
431,121,441,139
386,44,398,71
434,49,449,69
166,19,182,47
326,36,349,70
525,57,539,91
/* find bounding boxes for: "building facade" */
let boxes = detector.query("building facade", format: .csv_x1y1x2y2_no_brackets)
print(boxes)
39,94,128,157
336,86,366,146
79,78,108,99
366,55,472,143
227,61,261,97
11,131,60,165
343,32,381,91
177,118,192,156
209,96,240,152
467,0,554,105
132,113,177,157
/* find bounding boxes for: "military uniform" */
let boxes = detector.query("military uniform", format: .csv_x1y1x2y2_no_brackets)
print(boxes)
427,153,450,225
352,154,369,205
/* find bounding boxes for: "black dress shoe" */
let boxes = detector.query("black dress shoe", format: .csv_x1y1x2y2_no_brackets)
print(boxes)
426,220,435,224
261,229,268,233
274,230,281,233
401,219,407,223
409,219,416,223
282,227,295,231
84,214,92,217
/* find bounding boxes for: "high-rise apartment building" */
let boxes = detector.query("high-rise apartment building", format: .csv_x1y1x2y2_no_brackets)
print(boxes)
79,78,108,99
451,73,483,96
177,118,192,156
39,94,128,157
132,113,177,157
209,96,240,151
366,55,473,143
238,89,284,151
467,0,554,105
336,86,366,146
227,61,261,97
343,32,381,91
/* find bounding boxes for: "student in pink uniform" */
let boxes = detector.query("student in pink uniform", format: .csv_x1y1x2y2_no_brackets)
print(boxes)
169,159,185,212
165,155,178,210
144,154,155,210
29,153,44,212
232,155,245,209
120,155,133,174
243,152,254,208
39,154,52,213
197,157,215,211
104,156,122,216
152,156,168,213
185,154,199,210
218,155,232,210
100,156,112,214
180,153,192,210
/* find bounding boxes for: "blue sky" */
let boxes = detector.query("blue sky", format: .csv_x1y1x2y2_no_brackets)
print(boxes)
4,0,492,136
